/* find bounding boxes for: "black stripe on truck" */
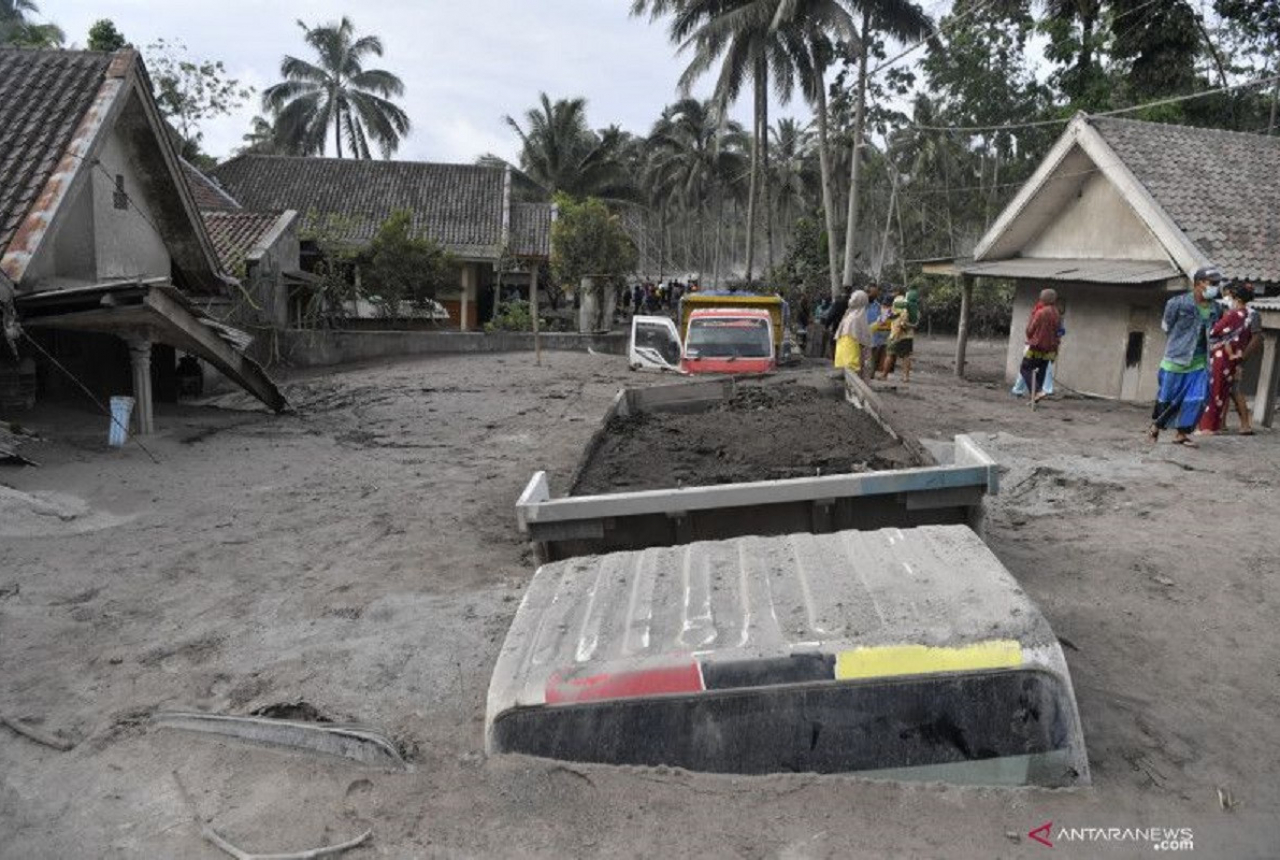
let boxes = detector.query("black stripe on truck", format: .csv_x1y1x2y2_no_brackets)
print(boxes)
701,653,835,690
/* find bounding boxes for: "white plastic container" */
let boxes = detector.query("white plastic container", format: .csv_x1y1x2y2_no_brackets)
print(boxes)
108,396,135,447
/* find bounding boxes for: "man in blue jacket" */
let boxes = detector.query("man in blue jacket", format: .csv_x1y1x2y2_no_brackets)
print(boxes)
1149,266,1223,446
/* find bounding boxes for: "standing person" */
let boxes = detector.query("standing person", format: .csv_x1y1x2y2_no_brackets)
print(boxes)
833,290,873,374
1229,283,1262,435
1019,288,1061,403
823,288,851,359
884,288,921,382
865,284,888,377
871,290,895,378
1149,267,1222,447
1199,282,1255,435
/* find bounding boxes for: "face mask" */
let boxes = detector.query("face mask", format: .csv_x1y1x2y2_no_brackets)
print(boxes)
1203,286,1220,300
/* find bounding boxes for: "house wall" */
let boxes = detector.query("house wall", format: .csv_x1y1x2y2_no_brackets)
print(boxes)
1022,172,1168,262
437,261,481,330
90,127,171,281
1005,280,1169,402
243,217,300,329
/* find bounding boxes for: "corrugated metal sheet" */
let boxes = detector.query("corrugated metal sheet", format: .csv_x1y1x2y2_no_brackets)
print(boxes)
960,257,1179,284
489,525,1060,715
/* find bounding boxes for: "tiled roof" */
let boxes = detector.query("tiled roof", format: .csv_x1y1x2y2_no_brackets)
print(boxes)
1091,117,1280,284
201,210,287,275
211,155,507,257
182,158,240,210
0,48,113,259
510,202,552,258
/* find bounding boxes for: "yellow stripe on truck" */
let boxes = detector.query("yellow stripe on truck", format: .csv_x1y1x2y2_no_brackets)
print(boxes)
834,640,1023,681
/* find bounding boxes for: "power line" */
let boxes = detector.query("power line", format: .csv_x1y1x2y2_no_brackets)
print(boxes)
906,73,1280,134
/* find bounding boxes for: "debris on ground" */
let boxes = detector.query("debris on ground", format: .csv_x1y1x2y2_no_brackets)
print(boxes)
152,711,405,769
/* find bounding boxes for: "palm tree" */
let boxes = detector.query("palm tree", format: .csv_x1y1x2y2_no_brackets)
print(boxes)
768,117,815,259
634,0,813,281
262,17,410,159
827,2,932,289
504,94,636,201
647,98,748,284
1,0,63,47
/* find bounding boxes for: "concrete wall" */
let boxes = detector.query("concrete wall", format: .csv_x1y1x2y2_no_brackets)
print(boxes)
273,328,627,369
1006,281,1168,402
243,216,299,329
90,128,171,281
1022,171,1167,261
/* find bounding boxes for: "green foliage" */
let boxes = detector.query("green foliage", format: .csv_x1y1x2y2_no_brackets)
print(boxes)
503,94,640,202
146,39,252,161
359,210,454,313
263,17,410,159
484,300,543,332
915,277,1015,338
87,18,126,52
1,0,63,47
768,216,829,300
550,194,638,288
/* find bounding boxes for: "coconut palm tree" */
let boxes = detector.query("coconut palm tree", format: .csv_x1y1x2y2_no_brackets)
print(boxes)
1,0,63,47
504,93,637,201
634,0,814,281
263,17,410,159
768,117,816,258
647,98,748,283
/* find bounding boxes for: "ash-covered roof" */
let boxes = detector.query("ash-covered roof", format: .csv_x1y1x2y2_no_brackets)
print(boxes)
202,210,289,275
182,158,241,210
510,202,552,259
1090,117,1280,284
0,48,113,259
210,155,509,258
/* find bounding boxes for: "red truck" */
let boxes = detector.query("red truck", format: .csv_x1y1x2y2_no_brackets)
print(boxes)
628,302,780,375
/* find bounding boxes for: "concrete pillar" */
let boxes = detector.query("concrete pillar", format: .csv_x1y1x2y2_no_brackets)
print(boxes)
955,274,973,379
460,264,472,332
1253,330,1279,428
530,263,541,366
127,337,154,435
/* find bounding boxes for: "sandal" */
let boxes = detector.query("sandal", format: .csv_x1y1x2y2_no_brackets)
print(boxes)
1172,436,1198,448
1147,425,1160,443
1238,429,1256,436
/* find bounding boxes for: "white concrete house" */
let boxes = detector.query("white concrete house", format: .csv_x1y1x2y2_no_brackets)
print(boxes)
928,114,1280,425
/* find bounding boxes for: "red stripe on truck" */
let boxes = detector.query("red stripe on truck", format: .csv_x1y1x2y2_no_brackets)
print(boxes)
546,663,704,705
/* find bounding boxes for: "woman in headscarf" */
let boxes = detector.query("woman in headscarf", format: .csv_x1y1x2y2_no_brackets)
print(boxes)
833,289,872,375
1198,282,1254,435
882,288,921,382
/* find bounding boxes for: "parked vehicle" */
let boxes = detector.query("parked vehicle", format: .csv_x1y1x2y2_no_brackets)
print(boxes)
490,373,1090,787
629,293,789,375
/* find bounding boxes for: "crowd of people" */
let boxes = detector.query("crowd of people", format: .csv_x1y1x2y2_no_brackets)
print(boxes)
808,266,1262,448
627,280,693,315
806,284,921,382
1147,266,1260,446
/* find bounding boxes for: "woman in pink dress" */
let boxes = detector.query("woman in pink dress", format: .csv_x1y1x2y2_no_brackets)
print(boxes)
1198,283,1254,434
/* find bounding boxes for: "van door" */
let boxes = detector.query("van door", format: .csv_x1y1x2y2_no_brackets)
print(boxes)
629,316,683,372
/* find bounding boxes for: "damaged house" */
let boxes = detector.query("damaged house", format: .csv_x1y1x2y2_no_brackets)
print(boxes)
0,47,286,430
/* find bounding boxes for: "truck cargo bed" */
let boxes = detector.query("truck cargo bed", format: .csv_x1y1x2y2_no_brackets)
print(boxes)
518,372,998,562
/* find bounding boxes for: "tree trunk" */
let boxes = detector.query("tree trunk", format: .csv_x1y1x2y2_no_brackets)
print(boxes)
744,59,763,283
334,103,343,159
840,13,871,290
816,75,840,298
1270,68,1279,136
761,55,775,280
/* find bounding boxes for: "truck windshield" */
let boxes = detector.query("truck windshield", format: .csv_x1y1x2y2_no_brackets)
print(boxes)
686,318,771,359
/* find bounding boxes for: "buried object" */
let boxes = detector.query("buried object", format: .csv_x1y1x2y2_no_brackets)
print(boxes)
153,711,405,769
486,526,1090,787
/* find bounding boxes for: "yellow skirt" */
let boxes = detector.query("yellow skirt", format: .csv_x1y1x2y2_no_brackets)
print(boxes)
833,335,862,371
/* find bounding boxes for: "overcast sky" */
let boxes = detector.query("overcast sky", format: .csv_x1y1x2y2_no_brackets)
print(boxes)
45,0,880,164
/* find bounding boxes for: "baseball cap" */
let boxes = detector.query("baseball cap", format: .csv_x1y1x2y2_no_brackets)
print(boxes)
1193,266,1221,284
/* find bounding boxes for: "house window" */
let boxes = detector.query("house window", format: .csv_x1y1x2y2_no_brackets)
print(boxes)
112,174,128,210
1125,331,1144,368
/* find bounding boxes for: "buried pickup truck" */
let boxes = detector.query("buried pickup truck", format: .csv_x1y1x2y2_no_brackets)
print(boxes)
489,373,1090,787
